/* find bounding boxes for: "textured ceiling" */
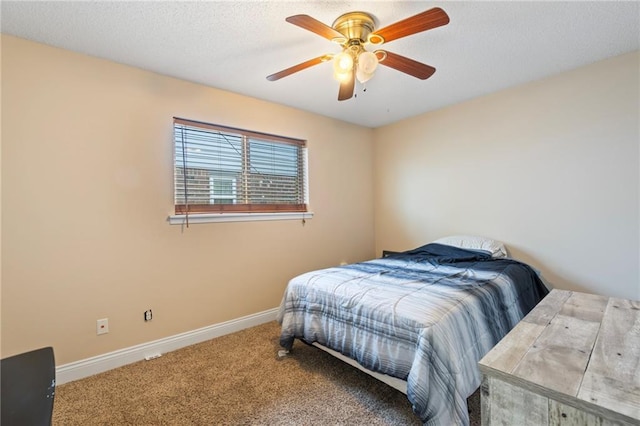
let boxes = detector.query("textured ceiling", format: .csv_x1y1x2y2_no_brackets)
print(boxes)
2,1,639,128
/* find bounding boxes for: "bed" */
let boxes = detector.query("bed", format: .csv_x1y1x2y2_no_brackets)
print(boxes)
277,236,549,426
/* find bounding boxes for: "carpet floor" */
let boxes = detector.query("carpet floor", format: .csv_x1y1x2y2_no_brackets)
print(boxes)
53,321,480,425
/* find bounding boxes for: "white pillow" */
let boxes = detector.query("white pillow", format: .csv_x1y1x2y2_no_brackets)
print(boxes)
432,235,508,258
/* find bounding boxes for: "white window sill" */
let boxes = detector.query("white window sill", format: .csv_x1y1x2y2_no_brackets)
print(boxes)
168,211,314,225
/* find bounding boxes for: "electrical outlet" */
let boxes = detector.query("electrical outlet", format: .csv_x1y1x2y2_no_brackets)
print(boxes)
97,318,109,335
144,309,152,321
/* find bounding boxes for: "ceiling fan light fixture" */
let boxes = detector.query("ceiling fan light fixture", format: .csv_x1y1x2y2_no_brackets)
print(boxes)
355,68,374,84
334,70,352,82
355,50,378,83
333,51,354,74
357,51,378,74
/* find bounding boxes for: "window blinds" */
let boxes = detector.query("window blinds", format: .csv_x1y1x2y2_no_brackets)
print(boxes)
174,117,307,215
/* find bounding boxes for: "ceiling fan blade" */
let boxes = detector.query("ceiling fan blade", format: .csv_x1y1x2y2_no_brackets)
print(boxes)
337,70,355,101
267,55,332,81
371,7,449,44
286,15,345,41
377,50,436,80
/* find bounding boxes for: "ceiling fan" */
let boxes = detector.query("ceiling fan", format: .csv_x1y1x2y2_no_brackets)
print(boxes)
266,7,450,101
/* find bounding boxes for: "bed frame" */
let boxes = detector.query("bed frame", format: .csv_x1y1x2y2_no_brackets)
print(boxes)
278,342,408,394
312,342,408,394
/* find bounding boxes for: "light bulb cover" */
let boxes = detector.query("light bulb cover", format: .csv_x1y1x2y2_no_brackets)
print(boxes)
334,70,352,82
355,68,374,83
333,51,354,74
358,51,378,74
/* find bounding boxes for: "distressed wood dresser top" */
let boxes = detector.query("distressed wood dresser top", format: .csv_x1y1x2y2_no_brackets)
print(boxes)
479,289,640,424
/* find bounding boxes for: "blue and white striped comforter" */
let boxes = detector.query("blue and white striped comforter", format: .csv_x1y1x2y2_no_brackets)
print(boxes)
277,243,548,425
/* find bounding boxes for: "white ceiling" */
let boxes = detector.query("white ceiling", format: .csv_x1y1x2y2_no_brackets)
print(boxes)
1,1,639,128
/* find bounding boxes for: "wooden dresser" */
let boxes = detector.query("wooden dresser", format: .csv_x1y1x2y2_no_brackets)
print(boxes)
478,289,640,425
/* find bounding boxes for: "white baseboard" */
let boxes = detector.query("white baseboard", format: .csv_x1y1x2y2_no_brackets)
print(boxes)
56,307,279,385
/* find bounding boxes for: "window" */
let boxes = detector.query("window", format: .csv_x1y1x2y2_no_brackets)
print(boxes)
173,117,307,216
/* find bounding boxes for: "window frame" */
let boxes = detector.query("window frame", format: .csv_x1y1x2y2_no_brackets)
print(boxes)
170,117,311,225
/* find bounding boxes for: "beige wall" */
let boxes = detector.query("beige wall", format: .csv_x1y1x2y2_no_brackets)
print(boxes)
373,51,640,300
2,33,638,367
0,35,375,363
